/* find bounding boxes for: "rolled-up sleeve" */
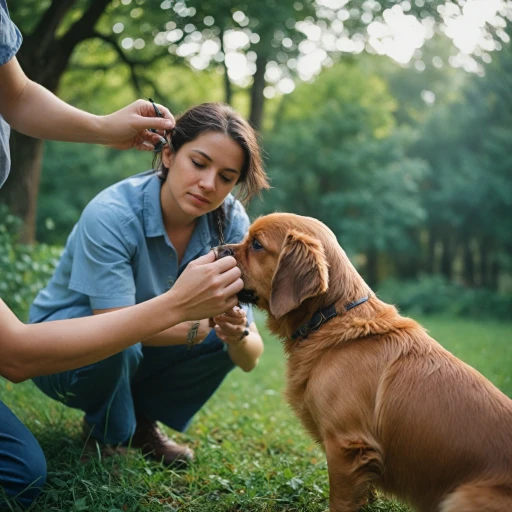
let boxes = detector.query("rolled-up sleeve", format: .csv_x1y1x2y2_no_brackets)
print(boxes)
0,1,22,66
69,202,136,310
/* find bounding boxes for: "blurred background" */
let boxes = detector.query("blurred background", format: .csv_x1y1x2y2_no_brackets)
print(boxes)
1,0,511,322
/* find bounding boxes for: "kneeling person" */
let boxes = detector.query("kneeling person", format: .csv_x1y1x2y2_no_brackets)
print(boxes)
29,103,268,465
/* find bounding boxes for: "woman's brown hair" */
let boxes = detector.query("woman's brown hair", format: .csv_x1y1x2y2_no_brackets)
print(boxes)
154,102,269,244
154,102,269,204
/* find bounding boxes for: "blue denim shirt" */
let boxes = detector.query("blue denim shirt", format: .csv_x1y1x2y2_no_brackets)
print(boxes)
0,0,22,189
29,171,254,324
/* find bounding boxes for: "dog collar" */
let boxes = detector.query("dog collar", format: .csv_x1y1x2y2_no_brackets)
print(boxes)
291,296,369,341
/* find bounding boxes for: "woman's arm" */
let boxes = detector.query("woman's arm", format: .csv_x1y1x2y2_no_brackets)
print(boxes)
0,253,242,383
92,313,214,348
223,322,264,373
0,57,173,150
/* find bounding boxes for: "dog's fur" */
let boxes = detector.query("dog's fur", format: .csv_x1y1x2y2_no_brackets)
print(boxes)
217,213,512,512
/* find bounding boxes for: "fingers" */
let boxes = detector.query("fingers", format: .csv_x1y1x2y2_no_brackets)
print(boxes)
153,103,174,123
131,100,175,130
215,325,243,340
133,116,174,132
216,306,245,321
140,141,157,151
189,254,237,272
225,295,240,311
190,251,217,265
223,277,244,298
214,313,246,341
137,131,167,150
211,255,238,273
217,266,242,287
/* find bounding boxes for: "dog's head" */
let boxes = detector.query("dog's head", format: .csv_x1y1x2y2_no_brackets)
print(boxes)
215,213,368,320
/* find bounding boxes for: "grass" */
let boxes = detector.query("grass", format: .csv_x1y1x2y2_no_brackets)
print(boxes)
1,314,511,511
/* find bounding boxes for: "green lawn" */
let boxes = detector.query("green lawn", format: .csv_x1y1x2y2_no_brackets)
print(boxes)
1,315,511,511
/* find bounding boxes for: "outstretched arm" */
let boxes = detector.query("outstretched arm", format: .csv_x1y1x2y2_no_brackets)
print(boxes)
0,56,173,151
0,253,242,383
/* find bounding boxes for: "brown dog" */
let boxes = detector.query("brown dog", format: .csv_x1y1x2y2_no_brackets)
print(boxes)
215,213,512,512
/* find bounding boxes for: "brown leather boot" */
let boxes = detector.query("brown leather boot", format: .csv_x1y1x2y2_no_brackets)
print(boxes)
81,420,130,461
130,417,194,467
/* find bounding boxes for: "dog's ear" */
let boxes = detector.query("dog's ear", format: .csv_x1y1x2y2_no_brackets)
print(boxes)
269,230,329,318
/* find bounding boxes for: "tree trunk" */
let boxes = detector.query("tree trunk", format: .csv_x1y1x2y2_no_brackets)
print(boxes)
480,237,490,287
462,237,475,286
395,229,420,280
223,64,232,105
249,53,268,131
272,93,289,133
440,233,453,281
1,134,44,242
426,230,436,274
219,27,232,105
489,257,500,291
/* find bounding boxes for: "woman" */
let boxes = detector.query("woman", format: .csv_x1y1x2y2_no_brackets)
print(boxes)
1,1,245,508
29,103,270,470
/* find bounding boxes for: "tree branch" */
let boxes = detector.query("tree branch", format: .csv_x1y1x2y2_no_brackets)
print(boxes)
92,31,143,93
60,0,113,52
139,75,175,109
26,0,77,54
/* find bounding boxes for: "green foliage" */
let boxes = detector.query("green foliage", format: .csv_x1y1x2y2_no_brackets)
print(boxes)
255,62,428,257
0,205,61,321
37,141,150,245
377,275,512,321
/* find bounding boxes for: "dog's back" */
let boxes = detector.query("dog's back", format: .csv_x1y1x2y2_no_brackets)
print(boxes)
286,305,512,511
373,318,512,510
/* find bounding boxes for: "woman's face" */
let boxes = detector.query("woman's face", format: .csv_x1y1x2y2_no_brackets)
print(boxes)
161,131,245,220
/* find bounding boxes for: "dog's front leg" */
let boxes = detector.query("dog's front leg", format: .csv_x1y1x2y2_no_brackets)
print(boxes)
324,434,383,512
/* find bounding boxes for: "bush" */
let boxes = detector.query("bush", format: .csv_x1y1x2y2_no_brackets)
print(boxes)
377,275,512,321
0,204,61,321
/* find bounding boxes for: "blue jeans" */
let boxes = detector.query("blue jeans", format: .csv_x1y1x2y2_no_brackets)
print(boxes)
0,400,47,510
33,331,235,444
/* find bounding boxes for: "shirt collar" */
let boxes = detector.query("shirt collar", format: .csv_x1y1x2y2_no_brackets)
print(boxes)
142,173,213,250
143,174,167,238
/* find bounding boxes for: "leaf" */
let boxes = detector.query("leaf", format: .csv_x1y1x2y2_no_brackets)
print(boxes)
286,476,304,490
51,477,67,488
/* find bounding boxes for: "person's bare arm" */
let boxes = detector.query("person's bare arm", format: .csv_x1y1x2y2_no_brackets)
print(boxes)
0,56,173,150
223,322,263,372
0,253,242,383
92,309,213,348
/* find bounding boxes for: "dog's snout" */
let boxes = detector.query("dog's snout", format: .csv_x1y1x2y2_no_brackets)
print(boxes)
218,247,235,258
212,246,235,260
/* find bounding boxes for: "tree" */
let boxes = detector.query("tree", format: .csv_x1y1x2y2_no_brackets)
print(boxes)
3,0,509,241
255,61,428,286
417,53,512,288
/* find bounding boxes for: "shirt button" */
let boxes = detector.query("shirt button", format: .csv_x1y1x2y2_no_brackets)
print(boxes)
168,277,175,286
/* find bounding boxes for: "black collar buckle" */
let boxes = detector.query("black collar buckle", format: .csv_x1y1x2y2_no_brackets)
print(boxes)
291,296,369,342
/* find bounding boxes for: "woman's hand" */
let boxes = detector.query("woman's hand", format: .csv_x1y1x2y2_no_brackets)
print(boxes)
212,307,248,345
169,252,243,322
101,99,175,151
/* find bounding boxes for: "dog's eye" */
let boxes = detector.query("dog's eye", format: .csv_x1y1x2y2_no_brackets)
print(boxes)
251,238,264,251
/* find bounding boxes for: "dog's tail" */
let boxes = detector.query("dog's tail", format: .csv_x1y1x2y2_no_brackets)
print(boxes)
439,479,512,512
